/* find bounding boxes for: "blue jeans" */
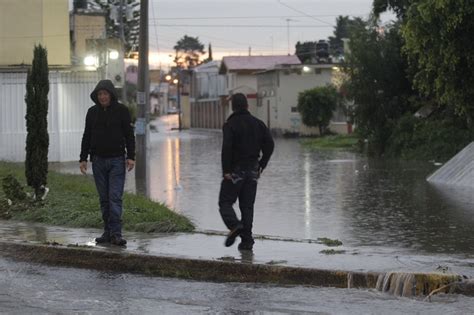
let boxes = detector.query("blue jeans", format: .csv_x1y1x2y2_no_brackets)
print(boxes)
218,164,259,245
92,156,126,237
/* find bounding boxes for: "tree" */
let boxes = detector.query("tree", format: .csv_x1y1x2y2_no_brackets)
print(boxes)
295,41,317,63
402,0,474,124
372,0,411,18
344,21,415,155
88,0,140,54
328,16,365,56
297,85,341,135
203,43,213,63
173,35,205,69
25,45,49,200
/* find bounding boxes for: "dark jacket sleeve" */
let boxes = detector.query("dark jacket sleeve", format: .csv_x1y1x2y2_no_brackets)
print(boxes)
122,106,135,160
221,122,233,175
258,123,274,170
79,109,92,162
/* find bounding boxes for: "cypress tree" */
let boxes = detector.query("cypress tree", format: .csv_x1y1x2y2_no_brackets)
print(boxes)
208,43,213,61
25,45,49,199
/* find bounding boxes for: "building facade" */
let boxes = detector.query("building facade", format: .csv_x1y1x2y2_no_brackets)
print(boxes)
0,0,70,66
256,64,348,136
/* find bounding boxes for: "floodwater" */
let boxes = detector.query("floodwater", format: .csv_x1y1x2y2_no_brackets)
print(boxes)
53,115,474,256
1,257,472,314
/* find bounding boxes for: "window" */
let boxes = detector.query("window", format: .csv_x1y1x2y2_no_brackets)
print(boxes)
291,106,298,113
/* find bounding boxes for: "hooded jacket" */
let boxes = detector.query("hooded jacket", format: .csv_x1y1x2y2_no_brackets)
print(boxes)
221,109,274,175
79,80,135,162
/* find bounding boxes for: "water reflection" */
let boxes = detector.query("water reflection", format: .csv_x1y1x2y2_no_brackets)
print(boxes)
304,153,311,239
144,119,474,255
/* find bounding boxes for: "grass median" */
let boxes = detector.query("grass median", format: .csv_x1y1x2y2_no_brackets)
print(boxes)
301,134,360,150
0,162,194,233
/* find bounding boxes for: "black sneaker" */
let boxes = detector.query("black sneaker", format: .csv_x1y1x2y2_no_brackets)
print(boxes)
110,235,127,246
95,233,110,244
238,242,253,251
224,224,243,247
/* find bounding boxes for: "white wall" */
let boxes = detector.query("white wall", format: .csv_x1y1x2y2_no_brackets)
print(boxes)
0,70,99,162
257,66,346,135
277,68,333,135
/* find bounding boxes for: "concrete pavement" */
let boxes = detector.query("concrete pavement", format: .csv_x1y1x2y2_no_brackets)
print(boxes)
0,220,473,297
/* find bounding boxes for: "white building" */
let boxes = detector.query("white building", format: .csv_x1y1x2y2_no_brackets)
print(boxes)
219,55,301,114
256,64,348,136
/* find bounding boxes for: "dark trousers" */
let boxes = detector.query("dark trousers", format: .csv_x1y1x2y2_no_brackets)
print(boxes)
92,156,126,237
218,166,259,245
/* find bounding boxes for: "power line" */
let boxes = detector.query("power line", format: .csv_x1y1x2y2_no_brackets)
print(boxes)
150,0,160,55
155,24,333,28
151,14,367,20
277,0,334,26
149,23,274,47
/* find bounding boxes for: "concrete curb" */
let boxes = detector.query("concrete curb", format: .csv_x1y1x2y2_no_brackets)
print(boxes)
1,241,472,297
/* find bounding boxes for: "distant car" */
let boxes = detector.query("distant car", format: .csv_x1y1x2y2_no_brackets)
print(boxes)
167,107,178,114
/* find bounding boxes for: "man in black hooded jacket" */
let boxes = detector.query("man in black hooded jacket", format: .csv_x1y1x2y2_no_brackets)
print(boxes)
219,93,274,251
79,80,135,246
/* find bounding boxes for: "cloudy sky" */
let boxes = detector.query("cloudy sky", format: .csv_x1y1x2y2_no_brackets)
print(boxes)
72,0,395,68
149,0,395,67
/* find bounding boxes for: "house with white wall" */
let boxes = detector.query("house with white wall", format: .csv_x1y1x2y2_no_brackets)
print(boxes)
256,64,348,136
219,55,301,114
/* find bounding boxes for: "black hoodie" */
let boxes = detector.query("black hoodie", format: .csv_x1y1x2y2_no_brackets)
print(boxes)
79,80,135,162
221,109,274,175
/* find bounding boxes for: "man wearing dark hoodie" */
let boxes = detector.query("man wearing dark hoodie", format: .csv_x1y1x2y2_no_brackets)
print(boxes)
79,80,135,246
219,93,274,251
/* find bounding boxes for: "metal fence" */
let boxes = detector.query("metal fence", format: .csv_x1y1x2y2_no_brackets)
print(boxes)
0,70,99,162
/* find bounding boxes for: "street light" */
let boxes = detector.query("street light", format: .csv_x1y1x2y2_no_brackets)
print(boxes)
84,55,98,67
109,49,119,60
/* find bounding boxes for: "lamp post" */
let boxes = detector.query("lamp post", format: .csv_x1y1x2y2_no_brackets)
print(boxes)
177,67,182,131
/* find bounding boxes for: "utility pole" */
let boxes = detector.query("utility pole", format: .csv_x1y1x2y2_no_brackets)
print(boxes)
286,18,291,55
118,0,127,103
135,0,148,195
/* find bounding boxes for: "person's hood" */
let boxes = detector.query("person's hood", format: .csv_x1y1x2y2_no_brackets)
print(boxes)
90,79,118,105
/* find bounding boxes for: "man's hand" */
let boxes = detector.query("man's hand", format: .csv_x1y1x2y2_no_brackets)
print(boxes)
127,159,135,172
79,161,87,175
223,173,232,180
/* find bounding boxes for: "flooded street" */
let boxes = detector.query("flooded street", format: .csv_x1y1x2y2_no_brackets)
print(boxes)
8,115,474,313
51,115,474,256
1,257,472,314
139,116,474,256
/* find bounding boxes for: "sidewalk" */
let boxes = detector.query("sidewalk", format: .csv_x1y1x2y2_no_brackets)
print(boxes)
0,220,473,297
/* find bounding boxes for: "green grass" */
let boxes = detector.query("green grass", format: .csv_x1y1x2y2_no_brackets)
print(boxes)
301,134,359,150
0,162,194,233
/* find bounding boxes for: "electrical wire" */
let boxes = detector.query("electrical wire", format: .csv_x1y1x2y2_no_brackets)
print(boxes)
277,0,335,26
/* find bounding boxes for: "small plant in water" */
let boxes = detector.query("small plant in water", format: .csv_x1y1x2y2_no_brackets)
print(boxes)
320,249,346,255
317,237,343,247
